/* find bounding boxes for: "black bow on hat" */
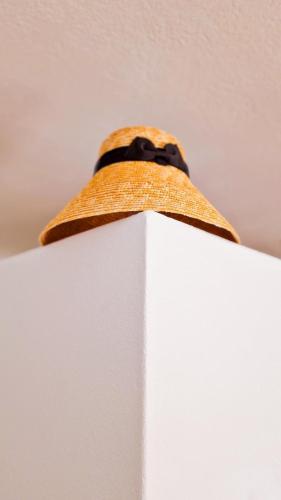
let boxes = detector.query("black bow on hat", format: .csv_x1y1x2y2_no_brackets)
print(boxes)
94,136,189,177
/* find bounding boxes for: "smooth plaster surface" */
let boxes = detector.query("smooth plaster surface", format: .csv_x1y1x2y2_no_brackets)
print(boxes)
145,212,281,499
0,213,146,500
1,213,281,499
0,0,280,259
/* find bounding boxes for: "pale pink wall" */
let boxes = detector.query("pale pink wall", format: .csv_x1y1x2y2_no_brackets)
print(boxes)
0,1,280,258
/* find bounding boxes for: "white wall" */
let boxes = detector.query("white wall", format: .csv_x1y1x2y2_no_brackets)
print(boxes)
145,213,281,499
0,214,146,500
1,212,281,499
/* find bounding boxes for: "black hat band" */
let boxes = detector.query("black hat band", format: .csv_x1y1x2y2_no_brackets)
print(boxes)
94,136,189,177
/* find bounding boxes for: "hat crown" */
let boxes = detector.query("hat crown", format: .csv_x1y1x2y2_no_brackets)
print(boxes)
98,126,186,159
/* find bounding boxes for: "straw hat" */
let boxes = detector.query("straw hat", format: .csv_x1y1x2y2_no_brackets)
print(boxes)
39,126,240,245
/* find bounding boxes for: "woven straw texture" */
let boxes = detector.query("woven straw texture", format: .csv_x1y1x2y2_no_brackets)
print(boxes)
39,126,240,245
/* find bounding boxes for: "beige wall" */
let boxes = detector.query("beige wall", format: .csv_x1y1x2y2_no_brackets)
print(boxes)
0,1,280,258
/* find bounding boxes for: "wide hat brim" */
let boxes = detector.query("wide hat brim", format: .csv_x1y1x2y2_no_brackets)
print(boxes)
39,161,240,245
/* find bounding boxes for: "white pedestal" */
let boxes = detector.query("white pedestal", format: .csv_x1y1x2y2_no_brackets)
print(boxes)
1,212,281,499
